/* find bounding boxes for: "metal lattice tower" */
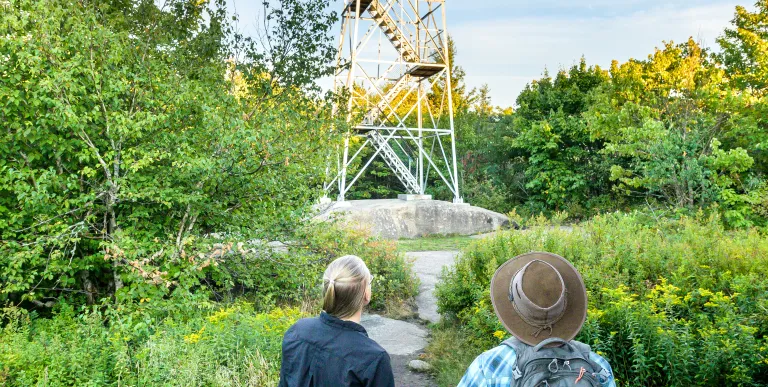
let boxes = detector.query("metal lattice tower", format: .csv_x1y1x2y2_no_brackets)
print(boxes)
324,0,462,203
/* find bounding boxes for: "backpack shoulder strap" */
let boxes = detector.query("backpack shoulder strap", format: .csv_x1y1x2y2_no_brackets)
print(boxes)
501,337,530,381
568,339,592,359
501,337,528,355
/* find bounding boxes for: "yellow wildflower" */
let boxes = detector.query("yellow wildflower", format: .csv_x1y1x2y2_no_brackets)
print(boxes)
184,326,206,344
208,308,234,324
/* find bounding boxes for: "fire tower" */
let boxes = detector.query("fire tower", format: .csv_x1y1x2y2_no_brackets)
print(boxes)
324,0,462,203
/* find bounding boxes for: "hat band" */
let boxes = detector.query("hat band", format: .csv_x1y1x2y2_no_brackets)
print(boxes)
509,260,567,337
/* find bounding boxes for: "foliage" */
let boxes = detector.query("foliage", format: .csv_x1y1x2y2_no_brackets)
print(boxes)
430,213,768,386
346,158,403,200
102,220,420,314
423,324,485,387
450,5,768,227
453,60,620,220
719,0,768,95
718,0,768,175
0,302,303,386
0,0,341,309
586,39,764,225
510,59,611,211
295,223,419,312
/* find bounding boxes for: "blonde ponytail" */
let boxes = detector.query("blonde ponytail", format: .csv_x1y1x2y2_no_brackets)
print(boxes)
322,255,371,319
323,277,337,312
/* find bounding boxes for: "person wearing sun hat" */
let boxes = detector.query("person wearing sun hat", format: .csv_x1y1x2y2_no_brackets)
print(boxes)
457,252,616,387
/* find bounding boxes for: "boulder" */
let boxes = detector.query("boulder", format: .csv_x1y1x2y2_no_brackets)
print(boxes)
359,314,428,356
407,360,433,372
314,199,509,239
266,241,288,253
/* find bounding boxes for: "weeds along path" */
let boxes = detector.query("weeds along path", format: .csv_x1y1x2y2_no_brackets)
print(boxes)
362,251,459,387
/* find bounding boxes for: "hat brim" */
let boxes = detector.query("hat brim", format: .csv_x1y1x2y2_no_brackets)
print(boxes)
490,252,587,346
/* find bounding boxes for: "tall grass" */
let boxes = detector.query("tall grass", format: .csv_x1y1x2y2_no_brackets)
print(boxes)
430,212,768,386
0,303,301,386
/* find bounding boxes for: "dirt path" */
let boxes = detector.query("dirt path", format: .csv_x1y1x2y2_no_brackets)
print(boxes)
361,251,459,387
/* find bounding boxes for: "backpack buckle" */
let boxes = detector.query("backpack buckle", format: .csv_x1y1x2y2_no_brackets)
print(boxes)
512,367,523,380
597,367,611,382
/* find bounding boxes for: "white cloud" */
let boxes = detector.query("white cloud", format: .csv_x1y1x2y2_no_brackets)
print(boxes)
450,2,740,107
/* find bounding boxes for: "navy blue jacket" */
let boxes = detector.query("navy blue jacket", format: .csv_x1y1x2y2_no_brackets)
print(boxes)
278,312,395,387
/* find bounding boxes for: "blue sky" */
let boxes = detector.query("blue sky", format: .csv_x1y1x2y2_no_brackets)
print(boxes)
227,0,746,107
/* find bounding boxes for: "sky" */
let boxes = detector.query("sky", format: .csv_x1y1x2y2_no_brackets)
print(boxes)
227,0,746,108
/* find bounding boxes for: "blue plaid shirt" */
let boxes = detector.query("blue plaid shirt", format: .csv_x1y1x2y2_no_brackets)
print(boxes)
458,344,617,387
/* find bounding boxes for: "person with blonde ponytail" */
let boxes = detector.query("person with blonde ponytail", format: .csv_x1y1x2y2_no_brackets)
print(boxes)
278,255,395,387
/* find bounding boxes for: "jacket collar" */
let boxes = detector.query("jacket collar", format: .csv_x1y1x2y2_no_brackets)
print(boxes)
320,311,368,335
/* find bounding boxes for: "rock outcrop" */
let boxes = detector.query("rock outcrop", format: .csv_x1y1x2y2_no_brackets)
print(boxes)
314,199,509,239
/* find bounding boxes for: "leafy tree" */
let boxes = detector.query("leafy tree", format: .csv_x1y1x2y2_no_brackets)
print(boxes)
474,84,494,117
451,85,517,212
719,0,768,95
429,36,475,117
587,38,765,226
0,0,339,308
718,1,768,174
507,59,611,212
587,40,720,207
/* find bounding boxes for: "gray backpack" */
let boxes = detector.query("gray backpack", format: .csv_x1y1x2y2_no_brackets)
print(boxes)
503,337,610,386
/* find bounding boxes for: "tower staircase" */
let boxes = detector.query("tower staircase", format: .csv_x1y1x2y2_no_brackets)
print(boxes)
364,74,411,125
346,0,418,62
367,130,421,194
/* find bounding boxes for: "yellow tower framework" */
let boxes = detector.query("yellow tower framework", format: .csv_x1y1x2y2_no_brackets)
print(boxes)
324,0,462,203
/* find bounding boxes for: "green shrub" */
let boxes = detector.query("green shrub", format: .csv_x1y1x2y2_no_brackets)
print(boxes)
0,303,303,386
113,222,418,317
432,212,768,386
424,324,488,387
295,223,419,312
0,222,418,386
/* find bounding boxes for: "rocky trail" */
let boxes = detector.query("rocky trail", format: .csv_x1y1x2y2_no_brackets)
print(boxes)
361,251,459,387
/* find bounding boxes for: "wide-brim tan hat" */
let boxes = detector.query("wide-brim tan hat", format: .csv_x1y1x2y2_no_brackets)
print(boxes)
490,251,587,346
